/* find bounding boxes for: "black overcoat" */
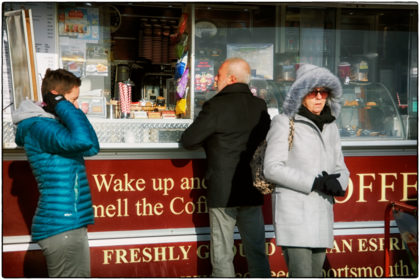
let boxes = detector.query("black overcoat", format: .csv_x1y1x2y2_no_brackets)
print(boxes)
181,83,271,208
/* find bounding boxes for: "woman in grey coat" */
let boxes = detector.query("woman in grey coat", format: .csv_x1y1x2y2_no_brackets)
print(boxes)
264,64,350,277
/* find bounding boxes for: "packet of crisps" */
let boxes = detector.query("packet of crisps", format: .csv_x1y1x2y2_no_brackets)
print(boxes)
175,52,188,79
176,68,189,98
175,98,187,116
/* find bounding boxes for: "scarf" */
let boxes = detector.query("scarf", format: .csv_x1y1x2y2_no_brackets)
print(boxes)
298,105,335,131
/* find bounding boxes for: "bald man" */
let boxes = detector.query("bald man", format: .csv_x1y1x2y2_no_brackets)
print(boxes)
181,58,271,277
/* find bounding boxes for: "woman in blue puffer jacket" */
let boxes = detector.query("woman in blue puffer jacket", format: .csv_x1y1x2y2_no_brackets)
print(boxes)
12,68,99,277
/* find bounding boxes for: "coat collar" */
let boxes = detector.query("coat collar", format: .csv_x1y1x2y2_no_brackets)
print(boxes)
217,83,252,96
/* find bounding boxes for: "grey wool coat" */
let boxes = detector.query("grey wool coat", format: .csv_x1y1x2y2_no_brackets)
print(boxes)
264,64,350,248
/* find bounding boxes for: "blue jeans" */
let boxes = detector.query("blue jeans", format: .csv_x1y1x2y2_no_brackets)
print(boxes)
209,206,271,277
37,227,90,277
281,246,326,277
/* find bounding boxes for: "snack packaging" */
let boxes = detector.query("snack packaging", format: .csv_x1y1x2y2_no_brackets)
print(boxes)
176,67,189,99
175,44,185,62
175,52,188,79
178,13,188,35
170,14,188,44
175,98,187,116
175,33,188,59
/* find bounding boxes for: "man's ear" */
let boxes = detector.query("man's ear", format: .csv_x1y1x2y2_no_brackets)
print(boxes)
228,75,237,85
50,90,59,95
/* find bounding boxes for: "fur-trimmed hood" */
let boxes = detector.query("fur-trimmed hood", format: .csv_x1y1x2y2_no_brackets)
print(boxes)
282,64,342,118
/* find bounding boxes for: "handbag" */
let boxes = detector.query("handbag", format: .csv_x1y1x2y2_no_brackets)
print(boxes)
251,118,295,195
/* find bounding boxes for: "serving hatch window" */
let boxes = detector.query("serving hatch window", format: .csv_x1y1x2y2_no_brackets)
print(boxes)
193,3,418,141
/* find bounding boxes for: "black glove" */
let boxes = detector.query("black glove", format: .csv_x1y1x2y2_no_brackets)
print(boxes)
43,92,65,115
312,171,344,196
312,171,330,193
324,175,345,197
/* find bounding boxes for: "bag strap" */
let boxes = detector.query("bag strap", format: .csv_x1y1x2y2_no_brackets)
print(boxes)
288,118,295,151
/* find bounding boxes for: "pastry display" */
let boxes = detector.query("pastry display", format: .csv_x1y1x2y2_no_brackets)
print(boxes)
156,96,166,110
147,111,162,119
344,100,359,106
340,126,384,138
119,99,178,119
133,111,148,119
162,110,176,119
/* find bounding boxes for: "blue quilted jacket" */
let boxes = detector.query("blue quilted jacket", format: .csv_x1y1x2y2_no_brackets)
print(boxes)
12,100,99,241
